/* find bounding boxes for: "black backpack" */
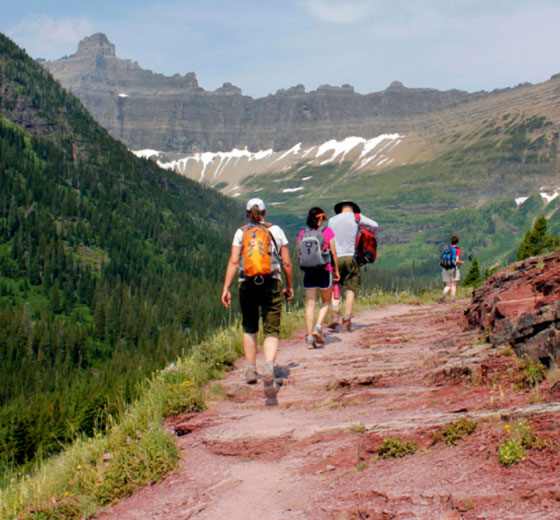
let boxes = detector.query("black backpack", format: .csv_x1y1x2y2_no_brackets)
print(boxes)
298,229,331,271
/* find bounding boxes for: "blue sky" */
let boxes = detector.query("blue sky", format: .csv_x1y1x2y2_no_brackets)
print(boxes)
3,0,560,98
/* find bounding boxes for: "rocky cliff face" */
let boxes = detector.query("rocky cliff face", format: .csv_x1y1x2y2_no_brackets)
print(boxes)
465,250,560,369
44,33,495,154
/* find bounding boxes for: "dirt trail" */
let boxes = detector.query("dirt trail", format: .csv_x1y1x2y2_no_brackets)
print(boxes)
97,302,560,520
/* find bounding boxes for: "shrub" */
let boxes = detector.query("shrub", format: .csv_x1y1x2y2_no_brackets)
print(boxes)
517,355,546,388
377,437,417,459
499,420,547,466
498,439,526,466
432,417,478,446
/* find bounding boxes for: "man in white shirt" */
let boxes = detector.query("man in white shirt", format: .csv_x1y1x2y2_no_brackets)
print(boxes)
327,201,378,332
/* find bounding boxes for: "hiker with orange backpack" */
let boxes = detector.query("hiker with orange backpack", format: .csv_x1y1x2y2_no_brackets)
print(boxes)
297,207,340,349
327,201,378,332
221,198,293,398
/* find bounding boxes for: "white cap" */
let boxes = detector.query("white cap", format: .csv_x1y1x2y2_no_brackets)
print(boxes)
246,198,266,211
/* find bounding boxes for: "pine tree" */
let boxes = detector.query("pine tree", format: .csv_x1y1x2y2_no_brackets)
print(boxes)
463,257,482,287
516,215,560,260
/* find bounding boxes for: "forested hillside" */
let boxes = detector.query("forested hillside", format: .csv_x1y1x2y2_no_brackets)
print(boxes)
0,34,241,471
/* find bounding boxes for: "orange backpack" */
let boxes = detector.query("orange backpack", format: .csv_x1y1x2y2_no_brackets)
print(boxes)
241,223,277,278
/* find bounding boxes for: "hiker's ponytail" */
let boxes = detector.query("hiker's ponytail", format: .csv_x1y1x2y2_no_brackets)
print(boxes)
247,205,264,224
306,207,326,229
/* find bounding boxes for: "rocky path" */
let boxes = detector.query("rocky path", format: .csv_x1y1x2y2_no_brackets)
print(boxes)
97,302,560,520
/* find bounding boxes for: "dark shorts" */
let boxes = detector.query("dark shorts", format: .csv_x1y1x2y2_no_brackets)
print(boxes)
239,278,282,337
302,268,332,290
338,256,360,292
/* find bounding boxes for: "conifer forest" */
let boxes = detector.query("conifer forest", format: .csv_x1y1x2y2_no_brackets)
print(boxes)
0,34,241,470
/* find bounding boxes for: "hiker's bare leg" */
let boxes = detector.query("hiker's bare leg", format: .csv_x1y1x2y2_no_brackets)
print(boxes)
317,287,333,327
263,335,279,363
305,288,318,334
450,281,457,299
243,333,258,364
331,295,340,310
345,289,356,317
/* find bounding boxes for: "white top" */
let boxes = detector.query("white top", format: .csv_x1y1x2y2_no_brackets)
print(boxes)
232,224,288,248
328,212,378,257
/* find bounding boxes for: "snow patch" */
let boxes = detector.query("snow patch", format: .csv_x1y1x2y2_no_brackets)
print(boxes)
540,190,559,204
316,136,363,164
135,133,406,189
282,187,304,193
118,93,128,98
133,149,162,159
272,143,302,164
315,134,404,166
515,196,529,206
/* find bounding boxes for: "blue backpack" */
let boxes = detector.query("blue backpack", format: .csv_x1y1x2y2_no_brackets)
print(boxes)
440,246,457,269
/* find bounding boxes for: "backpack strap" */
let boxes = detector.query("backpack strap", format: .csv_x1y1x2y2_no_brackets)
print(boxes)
353,213,361,262
240,222,278,254
262,222,279,255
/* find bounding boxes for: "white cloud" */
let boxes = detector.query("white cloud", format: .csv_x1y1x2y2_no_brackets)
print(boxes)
299,0,376,23
8,15,95,59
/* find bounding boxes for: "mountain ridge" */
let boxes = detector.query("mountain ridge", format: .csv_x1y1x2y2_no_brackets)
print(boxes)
43,33,558,154
41,32,560,277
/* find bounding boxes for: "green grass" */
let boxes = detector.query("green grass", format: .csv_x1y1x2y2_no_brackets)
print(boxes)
0,322,244,520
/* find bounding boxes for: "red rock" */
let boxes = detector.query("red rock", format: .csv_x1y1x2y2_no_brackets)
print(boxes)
465,250,560,366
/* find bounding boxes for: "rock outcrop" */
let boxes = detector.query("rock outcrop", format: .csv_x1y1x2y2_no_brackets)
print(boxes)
465,250,560,368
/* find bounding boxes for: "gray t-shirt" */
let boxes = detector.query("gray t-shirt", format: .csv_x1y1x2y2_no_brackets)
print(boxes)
328,212,378,258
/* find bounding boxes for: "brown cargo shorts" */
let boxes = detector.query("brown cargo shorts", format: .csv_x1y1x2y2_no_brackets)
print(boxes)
338,256,360,292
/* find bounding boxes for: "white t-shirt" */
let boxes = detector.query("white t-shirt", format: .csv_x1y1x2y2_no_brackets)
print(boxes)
233,223,288,280
328,212,378,258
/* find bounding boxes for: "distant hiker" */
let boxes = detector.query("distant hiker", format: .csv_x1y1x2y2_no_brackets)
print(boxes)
221,198,293,398
439,235,465,303
327,201,378,332
297,207,340,348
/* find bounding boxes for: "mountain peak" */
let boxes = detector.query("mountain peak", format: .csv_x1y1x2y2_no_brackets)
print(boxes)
387,80,406,90
76,33,116,57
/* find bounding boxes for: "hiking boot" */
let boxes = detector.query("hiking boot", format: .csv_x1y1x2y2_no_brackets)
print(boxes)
438,295,445,304
327,310,342,330
312,325,325,344
342,317,354,333
262,362,277,398
306,334,317,349
245,365,258,384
